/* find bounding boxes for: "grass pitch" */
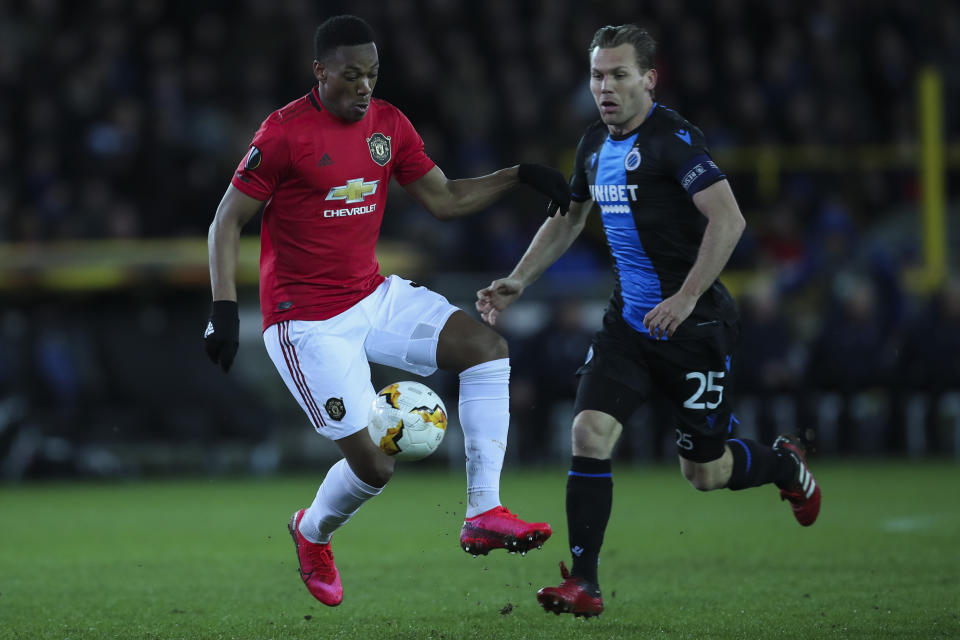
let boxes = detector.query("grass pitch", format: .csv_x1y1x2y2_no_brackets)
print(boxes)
1,461,958,639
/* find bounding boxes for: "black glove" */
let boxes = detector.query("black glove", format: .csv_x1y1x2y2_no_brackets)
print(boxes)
204,300,239,373
518,163,571,216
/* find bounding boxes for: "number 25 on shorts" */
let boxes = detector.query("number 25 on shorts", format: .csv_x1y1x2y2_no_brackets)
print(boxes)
682,370,725,410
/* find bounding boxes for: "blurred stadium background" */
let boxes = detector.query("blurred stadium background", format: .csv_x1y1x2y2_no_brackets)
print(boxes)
1,0,959,480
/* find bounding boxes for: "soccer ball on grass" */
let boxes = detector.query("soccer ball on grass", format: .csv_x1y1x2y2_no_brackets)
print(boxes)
368,381,447,461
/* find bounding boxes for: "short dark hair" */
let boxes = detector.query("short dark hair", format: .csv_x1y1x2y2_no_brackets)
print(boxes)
314,15,376,61
589,24,656,70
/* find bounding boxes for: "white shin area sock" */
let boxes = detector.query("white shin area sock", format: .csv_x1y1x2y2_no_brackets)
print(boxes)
459,358,510,518
299,458,383,543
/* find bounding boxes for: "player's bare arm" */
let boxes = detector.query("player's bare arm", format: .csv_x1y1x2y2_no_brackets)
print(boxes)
476,199,593,326
403,163,570,221
207,184,264,302
402,166,517,221
642,179,745,338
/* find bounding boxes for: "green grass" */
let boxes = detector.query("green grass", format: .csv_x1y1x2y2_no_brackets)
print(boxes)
1,461,958,639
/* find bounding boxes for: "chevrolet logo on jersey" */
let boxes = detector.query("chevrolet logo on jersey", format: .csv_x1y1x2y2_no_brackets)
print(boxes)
326,178,379,204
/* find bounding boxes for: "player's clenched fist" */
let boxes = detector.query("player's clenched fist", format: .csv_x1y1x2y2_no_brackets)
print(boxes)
204,300,239,373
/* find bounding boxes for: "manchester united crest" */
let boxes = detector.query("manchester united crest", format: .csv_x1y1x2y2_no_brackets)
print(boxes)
367,132,391,166
325,397,346,421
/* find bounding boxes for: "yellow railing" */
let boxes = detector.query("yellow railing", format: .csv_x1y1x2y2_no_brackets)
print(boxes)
715,67,952,294
714,142,960,192
0,237,427,292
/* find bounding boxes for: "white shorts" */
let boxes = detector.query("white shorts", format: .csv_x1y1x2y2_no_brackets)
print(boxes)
262,275,459,440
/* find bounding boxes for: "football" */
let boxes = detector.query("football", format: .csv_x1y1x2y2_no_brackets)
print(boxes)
368,381,448,461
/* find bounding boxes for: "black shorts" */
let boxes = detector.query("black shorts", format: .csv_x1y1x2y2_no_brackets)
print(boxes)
573,308,740,463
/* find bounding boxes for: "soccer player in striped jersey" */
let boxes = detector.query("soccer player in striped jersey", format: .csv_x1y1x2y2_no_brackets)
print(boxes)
476,24,820,618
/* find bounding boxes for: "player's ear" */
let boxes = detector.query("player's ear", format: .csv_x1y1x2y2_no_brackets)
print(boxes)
644,68,658,92
313,60,326,83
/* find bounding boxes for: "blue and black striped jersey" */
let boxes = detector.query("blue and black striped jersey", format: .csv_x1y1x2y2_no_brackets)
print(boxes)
570,103,738,339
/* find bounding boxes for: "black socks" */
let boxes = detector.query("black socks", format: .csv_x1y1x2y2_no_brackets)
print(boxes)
726,438,796,490
565,441,795,587
566,456,613,585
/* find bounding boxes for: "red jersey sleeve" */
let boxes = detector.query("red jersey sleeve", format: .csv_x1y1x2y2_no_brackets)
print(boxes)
390,109,435,186
231,116,290,200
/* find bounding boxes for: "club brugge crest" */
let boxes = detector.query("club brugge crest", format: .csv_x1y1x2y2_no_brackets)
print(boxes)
325,397,346,421
367,132,391,166
624,147,642,171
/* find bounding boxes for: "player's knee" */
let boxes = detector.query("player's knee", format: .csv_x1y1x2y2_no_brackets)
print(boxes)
439,312,509,370
481,331,509,361
571,418,619,458
684,470,714,491
681,463,724,491
464,331,508,368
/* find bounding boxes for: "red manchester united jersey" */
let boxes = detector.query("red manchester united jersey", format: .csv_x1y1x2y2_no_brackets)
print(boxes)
231,87,435,330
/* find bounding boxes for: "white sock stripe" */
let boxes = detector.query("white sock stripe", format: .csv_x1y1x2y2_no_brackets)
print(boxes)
318,505,354,519
458,358,511,381
458,395,511,403
341,460,383,496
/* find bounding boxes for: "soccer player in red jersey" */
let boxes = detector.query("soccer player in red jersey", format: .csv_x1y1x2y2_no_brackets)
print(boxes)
203,15,565,607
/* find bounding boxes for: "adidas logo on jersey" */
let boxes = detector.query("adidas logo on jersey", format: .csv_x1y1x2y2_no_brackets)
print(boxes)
317,153,334,167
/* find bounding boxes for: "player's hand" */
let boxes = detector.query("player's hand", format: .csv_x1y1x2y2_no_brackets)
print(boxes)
204,300,239,373
643,292,697,340
476,277,525,326
518,163,571,217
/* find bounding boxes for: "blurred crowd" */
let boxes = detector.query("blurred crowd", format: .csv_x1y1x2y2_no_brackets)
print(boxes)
2,0,958,243
2,0,960,475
